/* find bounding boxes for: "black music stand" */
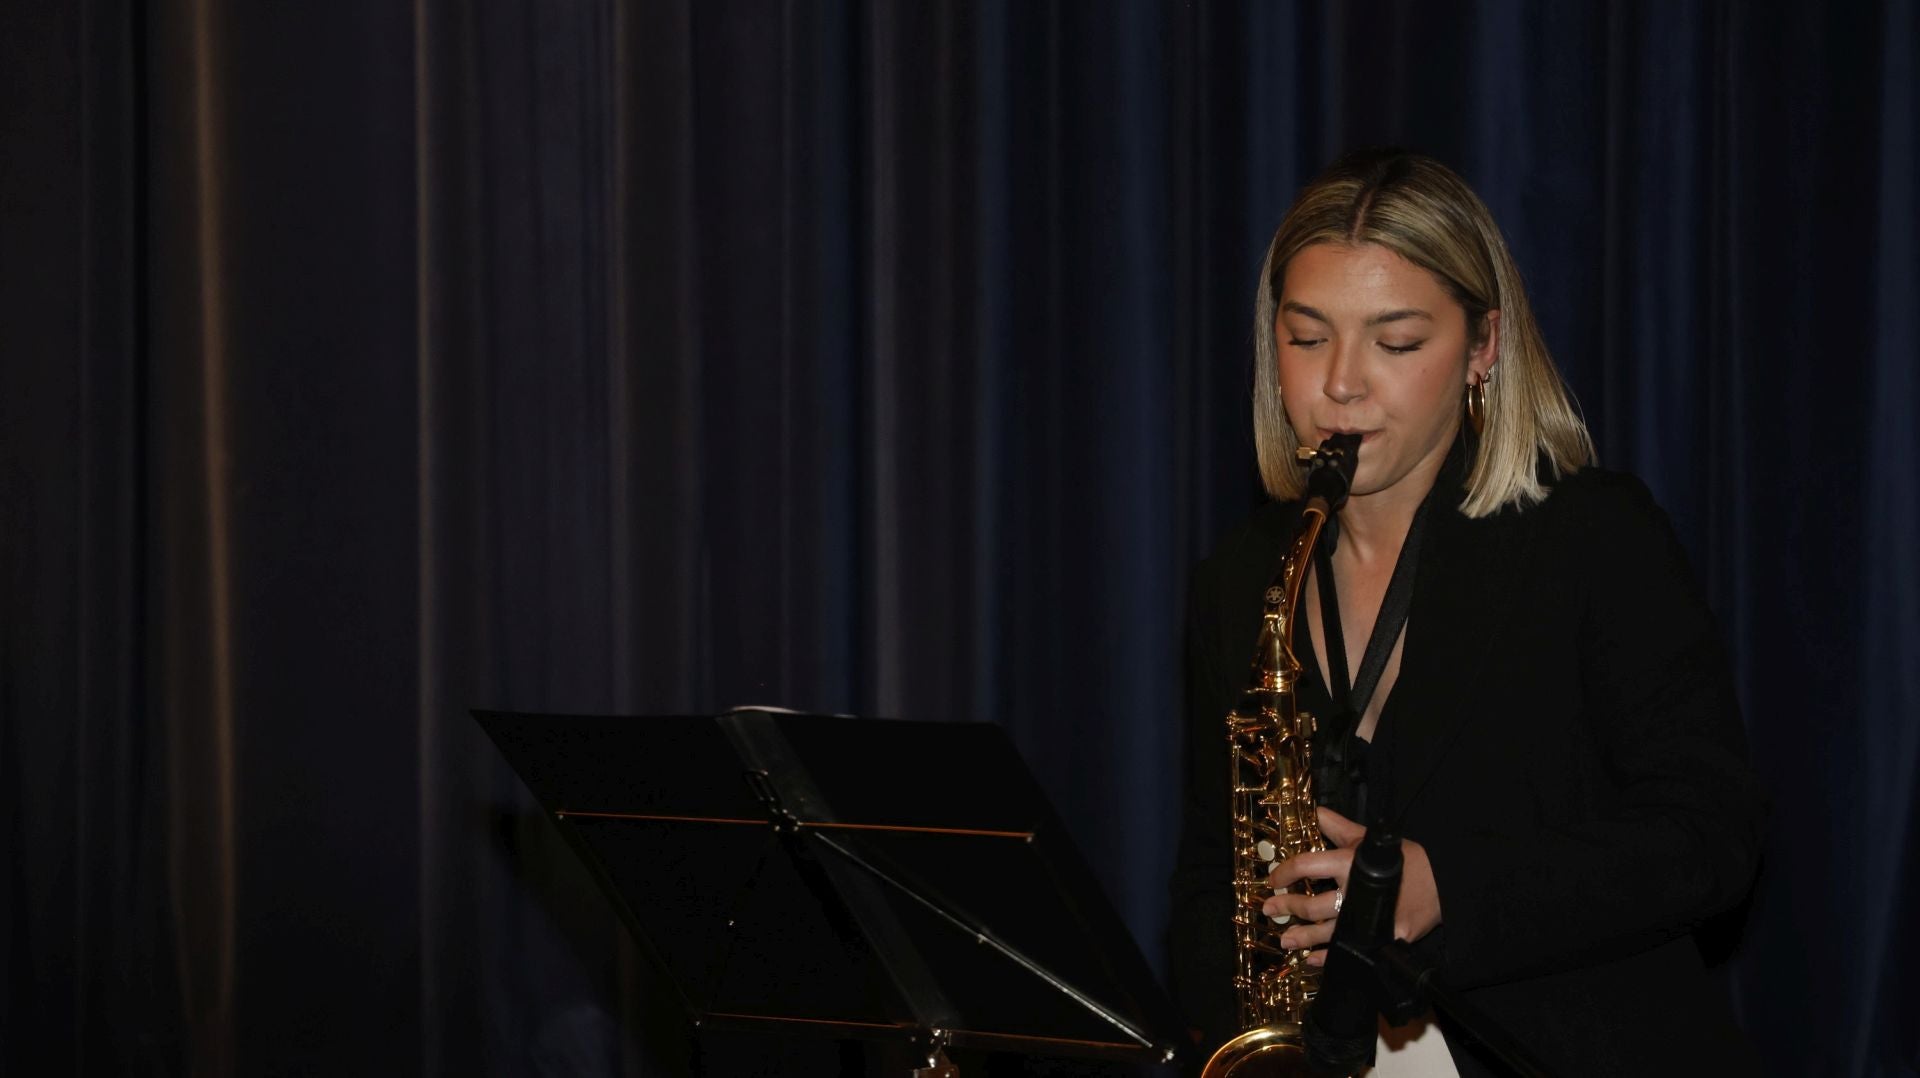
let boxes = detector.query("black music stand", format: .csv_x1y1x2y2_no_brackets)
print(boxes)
472,707,1185,1076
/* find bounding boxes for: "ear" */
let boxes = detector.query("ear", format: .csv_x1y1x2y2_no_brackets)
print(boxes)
1468,309,1501,382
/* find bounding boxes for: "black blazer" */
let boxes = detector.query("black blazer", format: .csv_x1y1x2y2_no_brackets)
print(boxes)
1168,460,1766,1076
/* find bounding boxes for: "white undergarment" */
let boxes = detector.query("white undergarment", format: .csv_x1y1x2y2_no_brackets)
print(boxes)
1364,1012,1460,1077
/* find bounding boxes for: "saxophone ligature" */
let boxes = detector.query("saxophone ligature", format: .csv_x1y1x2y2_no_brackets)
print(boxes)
1200,433,1360,1078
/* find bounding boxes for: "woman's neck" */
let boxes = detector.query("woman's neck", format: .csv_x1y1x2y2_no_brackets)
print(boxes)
1335,489,1423,565
1333,450,1449,566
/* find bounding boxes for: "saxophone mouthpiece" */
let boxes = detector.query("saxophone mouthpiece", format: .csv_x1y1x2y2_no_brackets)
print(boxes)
1303,432,1362,508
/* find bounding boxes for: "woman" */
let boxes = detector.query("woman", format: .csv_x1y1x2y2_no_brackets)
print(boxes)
1168,150,1765,1076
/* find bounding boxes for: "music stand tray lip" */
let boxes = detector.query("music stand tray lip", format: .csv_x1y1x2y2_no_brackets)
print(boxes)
693,1011,1162,1064
550,809,1035,842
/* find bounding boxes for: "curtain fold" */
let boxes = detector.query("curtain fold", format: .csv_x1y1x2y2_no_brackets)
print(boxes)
3,1,1914,1074
1859,4,1918,1068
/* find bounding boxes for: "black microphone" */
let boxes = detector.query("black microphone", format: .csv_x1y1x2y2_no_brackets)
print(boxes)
1303,828,1404,1075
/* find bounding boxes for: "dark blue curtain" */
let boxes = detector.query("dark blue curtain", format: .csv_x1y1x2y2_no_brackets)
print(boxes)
3,1,1913,1074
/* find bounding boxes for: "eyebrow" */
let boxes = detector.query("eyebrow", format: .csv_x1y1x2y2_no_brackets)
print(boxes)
1280,301,1435,328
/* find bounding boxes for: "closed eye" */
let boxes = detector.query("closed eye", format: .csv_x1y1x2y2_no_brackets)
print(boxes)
1287,337,1325,348
1380,340,1427,355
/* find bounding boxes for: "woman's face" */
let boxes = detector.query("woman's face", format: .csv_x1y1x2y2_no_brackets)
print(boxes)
1275,242,1496,503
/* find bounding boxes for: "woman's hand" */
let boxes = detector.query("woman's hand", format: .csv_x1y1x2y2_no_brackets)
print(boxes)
1260,807,1444,966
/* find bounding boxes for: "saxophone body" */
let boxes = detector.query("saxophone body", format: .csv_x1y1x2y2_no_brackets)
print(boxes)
1200,434,1358,1078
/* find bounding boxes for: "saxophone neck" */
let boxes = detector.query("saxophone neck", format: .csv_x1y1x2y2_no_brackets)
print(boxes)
1246,502,1331,689
1249,608,1296,692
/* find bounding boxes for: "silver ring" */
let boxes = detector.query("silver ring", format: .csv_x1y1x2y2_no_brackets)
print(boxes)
1333,889,1344,915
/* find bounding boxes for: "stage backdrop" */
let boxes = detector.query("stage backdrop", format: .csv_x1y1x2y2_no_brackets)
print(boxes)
4,1,1915,1074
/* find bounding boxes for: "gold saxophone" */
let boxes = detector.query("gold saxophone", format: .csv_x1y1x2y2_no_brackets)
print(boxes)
1200,434,1359,1078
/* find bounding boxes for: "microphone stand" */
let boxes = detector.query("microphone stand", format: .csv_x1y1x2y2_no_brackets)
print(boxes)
1304,832,1554,1078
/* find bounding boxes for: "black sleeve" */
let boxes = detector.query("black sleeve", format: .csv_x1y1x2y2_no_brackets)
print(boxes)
1166,557,1239,1045
1421,473,1767,989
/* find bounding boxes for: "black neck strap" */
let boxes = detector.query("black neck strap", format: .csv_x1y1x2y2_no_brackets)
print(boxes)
1314,494,1432,727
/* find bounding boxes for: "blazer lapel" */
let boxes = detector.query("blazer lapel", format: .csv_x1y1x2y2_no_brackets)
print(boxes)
1378,496,1535,828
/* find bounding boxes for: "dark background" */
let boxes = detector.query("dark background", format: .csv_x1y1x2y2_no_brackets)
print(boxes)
4,1,1915,1074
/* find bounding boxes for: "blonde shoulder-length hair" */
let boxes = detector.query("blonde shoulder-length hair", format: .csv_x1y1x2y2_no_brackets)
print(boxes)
1252,150,1596,517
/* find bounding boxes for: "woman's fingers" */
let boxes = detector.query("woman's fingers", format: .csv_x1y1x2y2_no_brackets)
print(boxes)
1316,806,1366,848
1267,847,1353,890
1276,914,1336,954
1264,838,1351,957
1262,885,1343,924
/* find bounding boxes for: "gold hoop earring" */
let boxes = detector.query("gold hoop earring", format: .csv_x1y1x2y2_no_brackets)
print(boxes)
1465,375,1488,435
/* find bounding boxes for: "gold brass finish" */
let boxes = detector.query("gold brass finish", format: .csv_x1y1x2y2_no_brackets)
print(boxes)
1200,443,1348,1078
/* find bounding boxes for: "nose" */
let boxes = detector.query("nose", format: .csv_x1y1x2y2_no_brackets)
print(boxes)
1324,339,1366,404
